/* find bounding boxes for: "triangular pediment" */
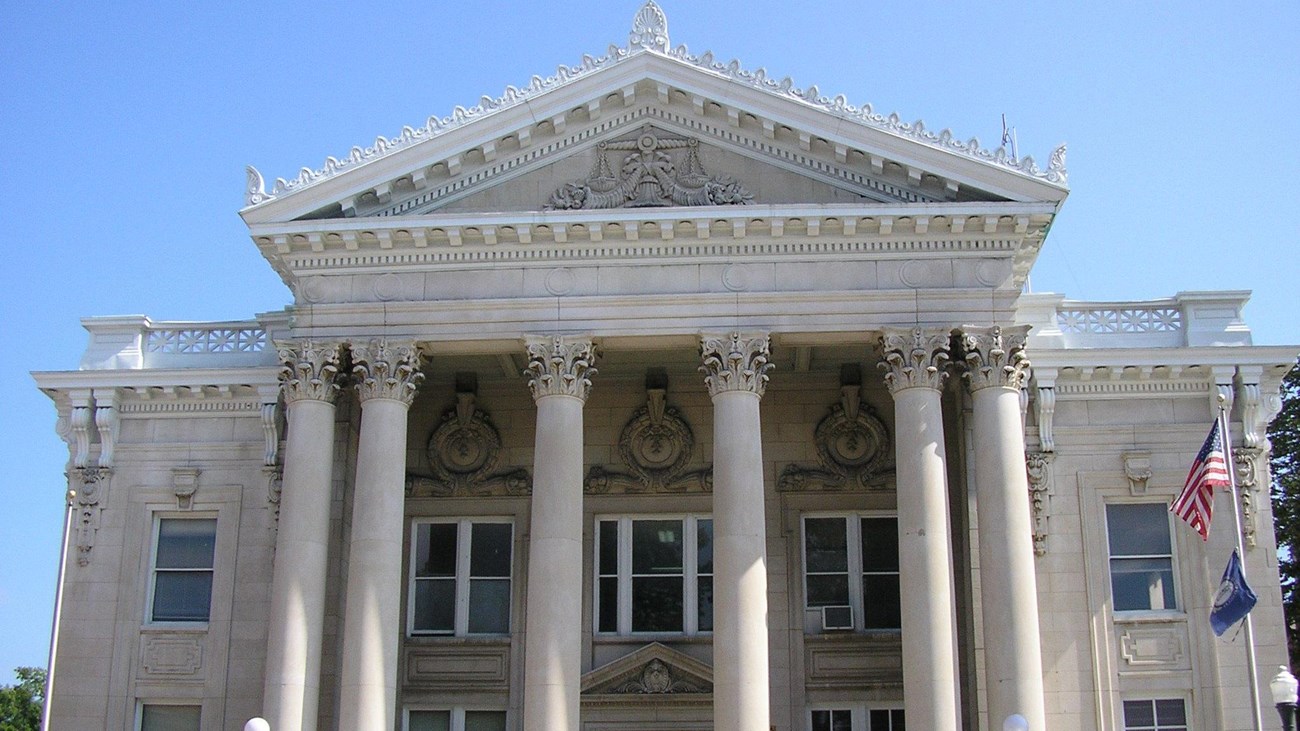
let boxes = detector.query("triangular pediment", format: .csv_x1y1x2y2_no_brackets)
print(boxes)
240,5,1066,227
581,642,713,696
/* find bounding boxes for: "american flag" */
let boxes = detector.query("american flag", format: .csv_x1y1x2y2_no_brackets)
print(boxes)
1170,419,1233,541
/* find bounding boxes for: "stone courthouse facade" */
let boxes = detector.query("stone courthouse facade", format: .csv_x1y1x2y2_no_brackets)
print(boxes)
33,4,1297,730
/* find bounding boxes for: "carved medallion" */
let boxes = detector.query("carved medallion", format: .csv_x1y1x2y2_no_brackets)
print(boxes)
586,386,711,493
778,386,893,492
613,659,707,694
408,393,530,498
548,129,753,210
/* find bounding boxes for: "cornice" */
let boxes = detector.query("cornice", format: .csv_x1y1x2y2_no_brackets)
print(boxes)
1029,346,1298,373
241,5,1066,219
33,367,281,396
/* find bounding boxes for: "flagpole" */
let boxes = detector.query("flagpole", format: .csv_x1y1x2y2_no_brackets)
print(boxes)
1220,397,1265,731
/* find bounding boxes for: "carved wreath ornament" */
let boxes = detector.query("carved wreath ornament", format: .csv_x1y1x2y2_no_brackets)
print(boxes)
779,386,893,492
586,387,711,493
407,392,530,498
548,130,753,210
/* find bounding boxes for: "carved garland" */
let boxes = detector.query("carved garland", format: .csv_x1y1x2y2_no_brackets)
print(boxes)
548,130,753,210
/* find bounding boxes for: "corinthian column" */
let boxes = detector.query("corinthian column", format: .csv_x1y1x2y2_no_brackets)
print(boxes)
522,336,597,731
961,325,1045,730
264,341,341,731
338,340,424,731
879,328,961,730
700,332,773,731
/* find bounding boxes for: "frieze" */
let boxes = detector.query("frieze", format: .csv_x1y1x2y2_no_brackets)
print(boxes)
778,384,893,492
547,130,752,210
407,391,532,498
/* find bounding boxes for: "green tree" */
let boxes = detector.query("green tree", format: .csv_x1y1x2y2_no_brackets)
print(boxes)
0,666,44,731
1270,360,1300,670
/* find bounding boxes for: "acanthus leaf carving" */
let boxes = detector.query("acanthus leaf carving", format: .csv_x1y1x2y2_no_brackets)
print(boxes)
700,332,772,397
525,336,598,401
961,325,1031,392
628,0,670,53
547,130,753,210
1234,447,1262,549
1026,451,1054,556
879,327,951,393
352,339,424,405
277,340,342,404
71,467,111,566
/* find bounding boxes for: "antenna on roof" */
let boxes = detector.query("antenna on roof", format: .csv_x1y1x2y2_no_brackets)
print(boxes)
1001,114,1019,160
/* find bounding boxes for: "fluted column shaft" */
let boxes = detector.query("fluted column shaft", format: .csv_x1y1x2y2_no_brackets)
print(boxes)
522,337,597,731
701,333,773,731
264,342,341,731
338,341,423,731
963,326,1046,729
880,328,961,730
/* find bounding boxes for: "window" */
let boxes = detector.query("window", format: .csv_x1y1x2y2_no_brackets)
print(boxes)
1123,699,1187,730
139,704,201,731
149,518,217,623
809,707,905,730
407,709,507,731
410,519,513,635
1106,503,1177,612
802,515,900,631
595,515,712,635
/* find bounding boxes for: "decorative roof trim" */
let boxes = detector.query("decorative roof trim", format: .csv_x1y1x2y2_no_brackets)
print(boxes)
243,2,1067,208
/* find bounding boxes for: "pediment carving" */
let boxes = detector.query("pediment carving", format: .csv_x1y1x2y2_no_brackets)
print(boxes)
585,384,711,494
581,642,712,696
407,392,530,497
548,128,753,210
778,384,893,492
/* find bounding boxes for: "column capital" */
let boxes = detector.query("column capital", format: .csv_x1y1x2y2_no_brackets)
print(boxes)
524,335,598,402
961,325,1031,392
879,327,952,393
699,332,773,398
351,339,424,405
277,340,343,405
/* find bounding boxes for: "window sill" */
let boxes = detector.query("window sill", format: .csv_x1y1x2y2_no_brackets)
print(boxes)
404,635,513,646
140,622,209,632
593,633,712,645
1111,611,1187,624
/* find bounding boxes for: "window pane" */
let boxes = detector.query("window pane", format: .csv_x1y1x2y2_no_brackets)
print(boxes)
812,710,831,731
408,710,451,731
832,710,852,731
470,523,512,578
1122,700,1155,727
598,576,618,633
152,572,213,622
1155,698,1187,725
155,519,216,569
467,578,510,634
141,704,201,731
632,520,683,574
1107,504,1171,556
863,573,901,629
413,578,455,632
697,576,713,632
861,518,899,571
697,519,714,574
417,523,458,577
464,711,507,731
806,574,849,607
631,576,683,631
805,518,848,572
599,520,618,575
1110,558,1175,611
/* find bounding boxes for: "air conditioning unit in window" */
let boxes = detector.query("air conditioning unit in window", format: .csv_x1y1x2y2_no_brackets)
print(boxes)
821,605,854,631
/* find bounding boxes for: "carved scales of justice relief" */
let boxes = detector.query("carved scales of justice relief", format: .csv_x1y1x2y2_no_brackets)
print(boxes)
548,129,754,210
407,390,531,498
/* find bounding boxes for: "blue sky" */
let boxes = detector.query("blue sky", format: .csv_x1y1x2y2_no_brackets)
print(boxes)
1,2,1296,673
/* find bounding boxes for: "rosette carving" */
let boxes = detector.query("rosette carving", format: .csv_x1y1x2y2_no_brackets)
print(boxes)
961,325,1031,391
779,385,894,492
524,336,598,401
879,328,951,392
277,340,342,404
352,339,424,404
700,332,773,397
